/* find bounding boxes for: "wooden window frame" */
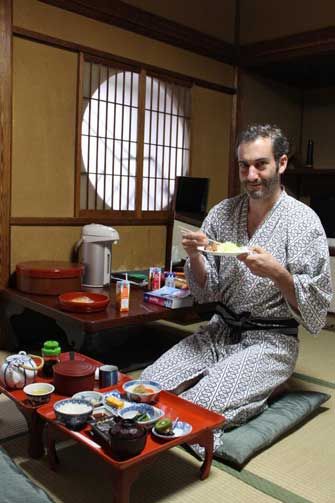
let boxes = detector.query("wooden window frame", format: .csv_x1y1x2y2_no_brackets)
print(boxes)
75,52,192,224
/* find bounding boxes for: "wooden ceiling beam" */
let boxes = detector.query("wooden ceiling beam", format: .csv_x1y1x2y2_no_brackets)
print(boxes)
240,26,335,66
39,0,236,65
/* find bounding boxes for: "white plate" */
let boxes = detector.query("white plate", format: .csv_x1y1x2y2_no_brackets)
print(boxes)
72,391,103,407
152,421,192,439
198,245,249,257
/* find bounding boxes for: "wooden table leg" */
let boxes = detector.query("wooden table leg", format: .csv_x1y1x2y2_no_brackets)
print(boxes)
196,430,214,480
46,424,60,470
15,403,45,459
110,464,144,503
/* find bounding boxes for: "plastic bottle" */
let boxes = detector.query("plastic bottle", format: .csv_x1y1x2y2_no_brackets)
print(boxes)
164,272,176,288
41,340,61,377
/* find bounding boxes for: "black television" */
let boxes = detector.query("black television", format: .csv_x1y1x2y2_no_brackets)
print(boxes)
175,176,209,217
310,194,335,238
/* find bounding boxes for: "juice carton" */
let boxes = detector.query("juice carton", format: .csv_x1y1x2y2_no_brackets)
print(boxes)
149,267,162,291
116,279,130,312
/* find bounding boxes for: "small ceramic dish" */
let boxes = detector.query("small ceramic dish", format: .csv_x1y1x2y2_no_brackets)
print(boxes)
118,403,164,428
90,405,113,422
152,420,192,439
54,398,93,430
103,390,130,413
23,382,55,405
58,292,110,313
122,380,162,404
72,390,103,407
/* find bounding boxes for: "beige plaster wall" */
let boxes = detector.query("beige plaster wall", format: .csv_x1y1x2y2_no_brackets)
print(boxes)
11,0,234,271
240,0,335,44
12,38,77,217
302,87,335,170
239,72,302,155
191,86,232,208
11,226,166,272
123,0,236,43
13,0,233,88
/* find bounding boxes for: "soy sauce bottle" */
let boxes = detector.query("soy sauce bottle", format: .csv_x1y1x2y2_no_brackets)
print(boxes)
41,340,61,377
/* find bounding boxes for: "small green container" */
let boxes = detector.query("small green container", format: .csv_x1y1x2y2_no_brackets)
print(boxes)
41,340,61,377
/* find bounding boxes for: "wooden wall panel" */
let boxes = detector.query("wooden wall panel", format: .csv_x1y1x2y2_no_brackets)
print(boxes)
191,86,233,208
238,71,302,157
0,0,12,287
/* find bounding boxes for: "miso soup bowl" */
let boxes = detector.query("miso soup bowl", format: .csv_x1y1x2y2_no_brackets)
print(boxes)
122,380,161,404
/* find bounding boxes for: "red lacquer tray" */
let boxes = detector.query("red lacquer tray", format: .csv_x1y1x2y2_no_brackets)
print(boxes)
58,291,110,312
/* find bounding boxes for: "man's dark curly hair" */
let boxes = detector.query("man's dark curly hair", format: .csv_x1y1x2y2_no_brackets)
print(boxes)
236,124,290,164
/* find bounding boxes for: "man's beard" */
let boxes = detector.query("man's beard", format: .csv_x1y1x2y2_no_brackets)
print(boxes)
242,171,280,200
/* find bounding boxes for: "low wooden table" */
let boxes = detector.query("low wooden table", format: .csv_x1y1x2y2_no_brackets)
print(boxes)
0,352,103,458
0,287,215,351
38,382,225,503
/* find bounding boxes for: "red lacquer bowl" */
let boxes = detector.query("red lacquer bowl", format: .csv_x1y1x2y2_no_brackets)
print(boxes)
58,291,110,313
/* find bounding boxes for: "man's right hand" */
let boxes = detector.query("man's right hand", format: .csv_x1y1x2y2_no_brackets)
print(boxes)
182,230,208,258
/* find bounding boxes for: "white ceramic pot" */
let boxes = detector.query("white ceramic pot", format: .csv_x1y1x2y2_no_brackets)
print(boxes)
0,351,44,389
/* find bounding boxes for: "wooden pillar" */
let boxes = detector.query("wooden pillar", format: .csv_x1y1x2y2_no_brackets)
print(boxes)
0,0,12,287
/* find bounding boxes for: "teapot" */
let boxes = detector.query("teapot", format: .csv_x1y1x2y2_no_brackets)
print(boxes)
108,418,147,459
0,351,44,389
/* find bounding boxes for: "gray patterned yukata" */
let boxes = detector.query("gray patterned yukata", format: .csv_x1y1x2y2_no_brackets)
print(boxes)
142,190,332,447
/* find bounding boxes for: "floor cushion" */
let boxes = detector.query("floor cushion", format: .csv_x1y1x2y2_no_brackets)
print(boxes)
215,391,330,468
0,446,53,503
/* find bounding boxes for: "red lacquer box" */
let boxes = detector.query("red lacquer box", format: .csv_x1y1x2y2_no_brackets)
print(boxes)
16,261,84,295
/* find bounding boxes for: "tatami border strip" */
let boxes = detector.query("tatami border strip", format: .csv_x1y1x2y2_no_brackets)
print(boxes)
0,431,28,444
292,372,335,389
213,459,313,503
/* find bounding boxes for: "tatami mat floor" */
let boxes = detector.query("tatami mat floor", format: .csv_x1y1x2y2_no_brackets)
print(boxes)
0,322,334,502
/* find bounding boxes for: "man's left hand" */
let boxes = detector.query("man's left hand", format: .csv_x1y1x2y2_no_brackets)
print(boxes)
238,245,282,280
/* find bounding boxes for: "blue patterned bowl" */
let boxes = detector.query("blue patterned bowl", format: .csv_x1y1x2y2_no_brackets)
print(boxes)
54,398,93,430
23,382,55,405
118,403,164,428
122,380,161,404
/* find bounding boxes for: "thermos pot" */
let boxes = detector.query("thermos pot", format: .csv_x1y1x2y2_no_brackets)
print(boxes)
75,224,119,287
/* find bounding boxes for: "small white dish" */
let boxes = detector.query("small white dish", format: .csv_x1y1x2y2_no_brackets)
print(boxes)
72,391,103,407
91,405,113,421
152,420,192,439
198,245,249,257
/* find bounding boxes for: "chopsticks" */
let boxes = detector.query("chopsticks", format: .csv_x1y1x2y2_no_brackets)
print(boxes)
179,226,222,246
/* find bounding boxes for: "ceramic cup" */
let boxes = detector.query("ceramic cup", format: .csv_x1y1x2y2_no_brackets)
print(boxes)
99,365,118,388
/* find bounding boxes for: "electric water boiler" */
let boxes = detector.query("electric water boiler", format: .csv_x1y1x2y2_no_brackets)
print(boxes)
75,224,119,287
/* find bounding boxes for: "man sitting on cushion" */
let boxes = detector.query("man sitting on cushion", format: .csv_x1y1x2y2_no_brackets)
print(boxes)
142,124,332,449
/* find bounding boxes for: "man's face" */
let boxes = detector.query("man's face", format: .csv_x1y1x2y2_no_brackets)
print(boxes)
237,137,287,200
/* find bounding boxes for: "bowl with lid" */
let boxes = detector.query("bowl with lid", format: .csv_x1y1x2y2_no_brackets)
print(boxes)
108,417,147,460
15,261,84,296
53,360,96,396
